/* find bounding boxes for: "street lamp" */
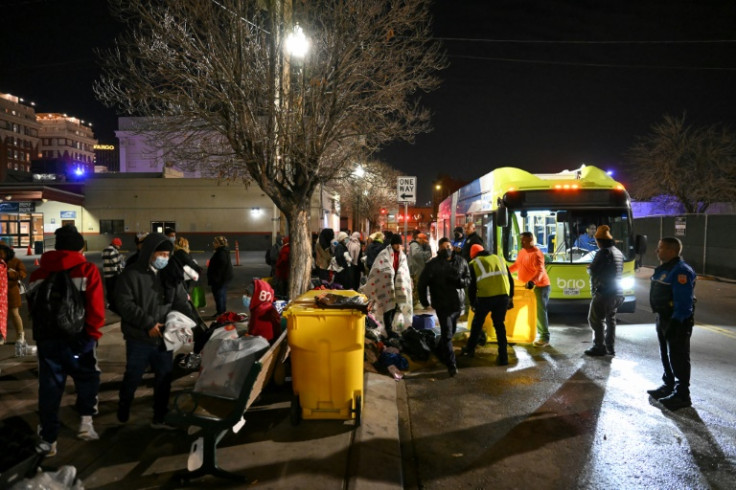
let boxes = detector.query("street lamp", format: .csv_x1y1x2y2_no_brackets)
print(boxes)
352,165,366,234
285,24,309,59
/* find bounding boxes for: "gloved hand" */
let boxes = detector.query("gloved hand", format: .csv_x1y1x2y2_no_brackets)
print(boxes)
526,281,535,290
507,299,514,310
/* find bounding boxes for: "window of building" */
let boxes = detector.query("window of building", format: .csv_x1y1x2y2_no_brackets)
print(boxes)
100,219,125,234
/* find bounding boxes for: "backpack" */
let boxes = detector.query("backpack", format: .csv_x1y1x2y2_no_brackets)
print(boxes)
29,268,86,337
266,242,280,266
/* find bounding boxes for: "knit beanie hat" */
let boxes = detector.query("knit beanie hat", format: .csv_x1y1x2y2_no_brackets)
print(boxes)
390,234,403,246
594,225,613,240
55,225,84,251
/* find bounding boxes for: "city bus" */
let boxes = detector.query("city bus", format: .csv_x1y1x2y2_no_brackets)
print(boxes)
436,165,646,312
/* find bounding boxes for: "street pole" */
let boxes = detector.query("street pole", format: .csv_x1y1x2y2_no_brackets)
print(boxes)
404,202,408,253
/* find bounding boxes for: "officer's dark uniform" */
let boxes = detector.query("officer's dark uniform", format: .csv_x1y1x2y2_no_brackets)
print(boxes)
466,250,514,365
649,255,696,404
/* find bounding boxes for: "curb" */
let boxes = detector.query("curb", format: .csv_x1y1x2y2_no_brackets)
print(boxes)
348,372,403,489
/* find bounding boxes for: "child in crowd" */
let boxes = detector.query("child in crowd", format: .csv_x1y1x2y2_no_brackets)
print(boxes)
242,278,282,343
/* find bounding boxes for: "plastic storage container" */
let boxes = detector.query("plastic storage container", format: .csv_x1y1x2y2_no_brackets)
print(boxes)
283,290,366,425
466,280,537,344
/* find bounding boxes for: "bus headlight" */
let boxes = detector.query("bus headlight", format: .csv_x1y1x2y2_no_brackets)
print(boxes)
619,276,635,290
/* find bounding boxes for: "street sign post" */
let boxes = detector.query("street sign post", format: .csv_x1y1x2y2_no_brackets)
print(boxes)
397,176,416,204
397,176,416,251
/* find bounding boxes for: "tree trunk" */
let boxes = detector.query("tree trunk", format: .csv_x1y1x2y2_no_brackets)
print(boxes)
286,203,313,300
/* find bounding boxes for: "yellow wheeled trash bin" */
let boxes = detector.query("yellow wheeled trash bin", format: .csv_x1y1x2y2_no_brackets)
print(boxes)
283,290,367,426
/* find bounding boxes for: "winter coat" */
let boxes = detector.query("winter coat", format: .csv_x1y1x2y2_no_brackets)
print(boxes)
365,240,384,271
101,245,123,278
408,240,431,278
460,232,484,262
28,249,106,342
347,233,362,266
115,233,195,346
163,248,202,289
248,279,281,343
6,256,27,309
417,253,471,313
207,246,234,287
275,242,291,281
333,241,353,288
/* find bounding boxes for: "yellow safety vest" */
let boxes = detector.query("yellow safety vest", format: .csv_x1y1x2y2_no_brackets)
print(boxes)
471,254,510,297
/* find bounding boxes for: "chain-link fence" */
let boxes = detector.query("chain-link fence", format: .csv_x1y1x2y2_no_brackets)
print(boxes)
633,214,736,279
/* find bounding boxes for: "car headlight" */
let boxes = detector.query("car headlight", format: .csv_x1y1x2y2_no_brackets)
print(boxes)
619,276,635,290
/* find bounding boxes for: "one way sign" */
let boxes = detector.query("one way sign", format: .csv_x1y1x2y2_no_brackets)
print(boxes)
397,176,416,204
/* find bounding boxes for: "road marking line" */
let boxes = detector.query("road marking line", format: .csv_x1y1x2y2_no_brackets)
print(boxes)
697,323,736,339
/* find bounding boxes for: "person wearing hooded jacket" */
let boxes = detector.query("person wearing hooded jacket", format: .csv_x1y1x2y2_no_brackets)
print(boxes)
207,236,235,316
243,278,282,343
28,225,106,456
115,232,196,429
333,231,353,289
315,229,334,282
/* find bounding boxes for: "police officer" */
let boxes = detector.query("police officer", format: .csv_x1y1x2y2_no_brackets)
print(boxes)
463,244,515,365
584,225,624,357
647,237,696,411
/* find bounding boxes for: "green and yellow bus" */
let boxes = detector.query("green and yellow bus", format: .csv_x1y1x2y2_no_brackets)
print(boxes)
436,165,646,312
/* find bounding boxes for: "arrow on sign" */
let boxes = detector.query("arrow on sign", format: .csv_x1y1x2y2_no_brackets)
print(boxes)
400,193,413,200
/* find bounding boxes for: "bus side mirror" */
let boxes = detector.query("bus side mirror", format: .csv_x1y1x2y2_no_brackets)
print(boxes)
497,202,508,227
635,234,647,255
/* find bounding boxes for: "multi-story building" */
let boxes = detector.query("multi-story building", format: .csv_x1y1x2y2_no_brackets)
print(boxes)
0,92,41,180
37,113,97,177
93,143,119,172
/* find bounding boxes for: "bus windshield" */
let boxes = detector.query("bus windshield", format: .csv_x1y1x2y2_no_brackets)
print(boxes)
503,208,633,264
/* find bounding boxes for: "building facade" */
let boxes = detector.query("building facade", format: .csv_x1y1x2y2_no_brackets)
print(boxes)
0,92,41,178
37,113,97,176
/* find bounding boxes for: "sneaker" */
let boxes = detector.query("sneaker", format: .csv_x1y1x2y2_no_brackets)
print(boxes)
151,420,178,430
584,346,607,357
532,339,549,347
647,385,673,400
78,415,99,441
606,346,616,356
40,440,57,458
658,393,692,411
0,336,5,345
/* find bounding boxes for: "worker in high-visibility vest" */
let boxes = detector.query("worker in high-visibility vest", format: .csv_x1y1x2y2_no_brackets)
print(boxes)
463,244,515,365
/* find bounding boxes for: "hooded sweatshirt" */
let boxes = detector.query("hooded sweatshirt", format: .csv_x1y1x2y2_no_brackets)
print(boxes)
248,279,281,342
115,233,195,345
29,250,105,341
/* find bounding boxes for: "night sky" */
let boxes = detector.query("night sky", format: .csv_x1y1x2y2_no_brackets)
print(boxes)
3,0,735,203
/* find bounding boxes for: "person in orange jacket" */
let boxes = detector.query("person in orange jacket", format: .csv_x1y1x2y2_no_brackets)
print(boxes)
509,231,551,347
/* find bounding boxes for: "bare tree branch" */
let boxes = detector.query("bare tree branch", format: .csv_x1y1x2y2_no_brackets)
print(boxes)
625,113,736,213
95,0,446,297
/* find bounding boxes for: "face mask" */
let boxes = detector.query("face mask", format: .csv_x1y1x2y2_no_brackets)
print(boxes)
152,256,169,270
242,295,251,309
439,248,452,259
169,236,176,243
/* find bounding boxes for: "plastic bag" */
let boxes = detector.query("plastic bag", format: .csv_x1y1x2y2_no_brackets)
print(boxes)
163,311,196,352
194,335,270,398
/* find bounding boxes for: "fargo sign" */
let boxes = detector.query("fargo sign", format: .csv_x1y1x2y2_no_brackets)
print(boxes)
397,176,416,204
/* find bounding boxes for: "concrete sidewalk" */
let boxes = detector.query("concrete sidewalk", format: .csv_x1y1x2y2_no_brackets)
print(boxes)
0,318,403,489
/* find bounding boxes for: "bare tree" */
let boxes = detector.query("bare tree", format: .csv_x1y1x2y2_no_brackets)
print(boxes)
95,0,446,298
626,114,736,213
331,159,400,234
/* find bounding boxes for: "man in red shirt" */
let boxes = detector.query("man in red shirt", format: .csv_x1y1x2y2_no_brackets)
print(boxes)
509,232,551,347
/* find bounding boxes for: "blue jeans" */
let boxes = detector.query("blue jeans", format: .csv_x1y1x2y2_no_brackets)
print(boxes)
211,283,229,314
534,285,551,341
118,339,173,423
37,338,100,443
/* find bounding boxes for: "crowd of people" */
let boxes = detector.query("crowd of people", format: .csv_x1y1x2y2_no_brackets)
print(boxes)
0,220,697,460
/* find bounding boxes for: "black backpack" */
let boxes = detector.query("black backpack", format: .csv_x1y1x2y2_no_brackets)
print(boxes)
29,268,86,337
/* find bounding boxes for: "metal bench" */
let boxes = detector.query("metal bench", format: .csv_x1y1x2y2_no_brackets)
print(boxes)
166,330,288,481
